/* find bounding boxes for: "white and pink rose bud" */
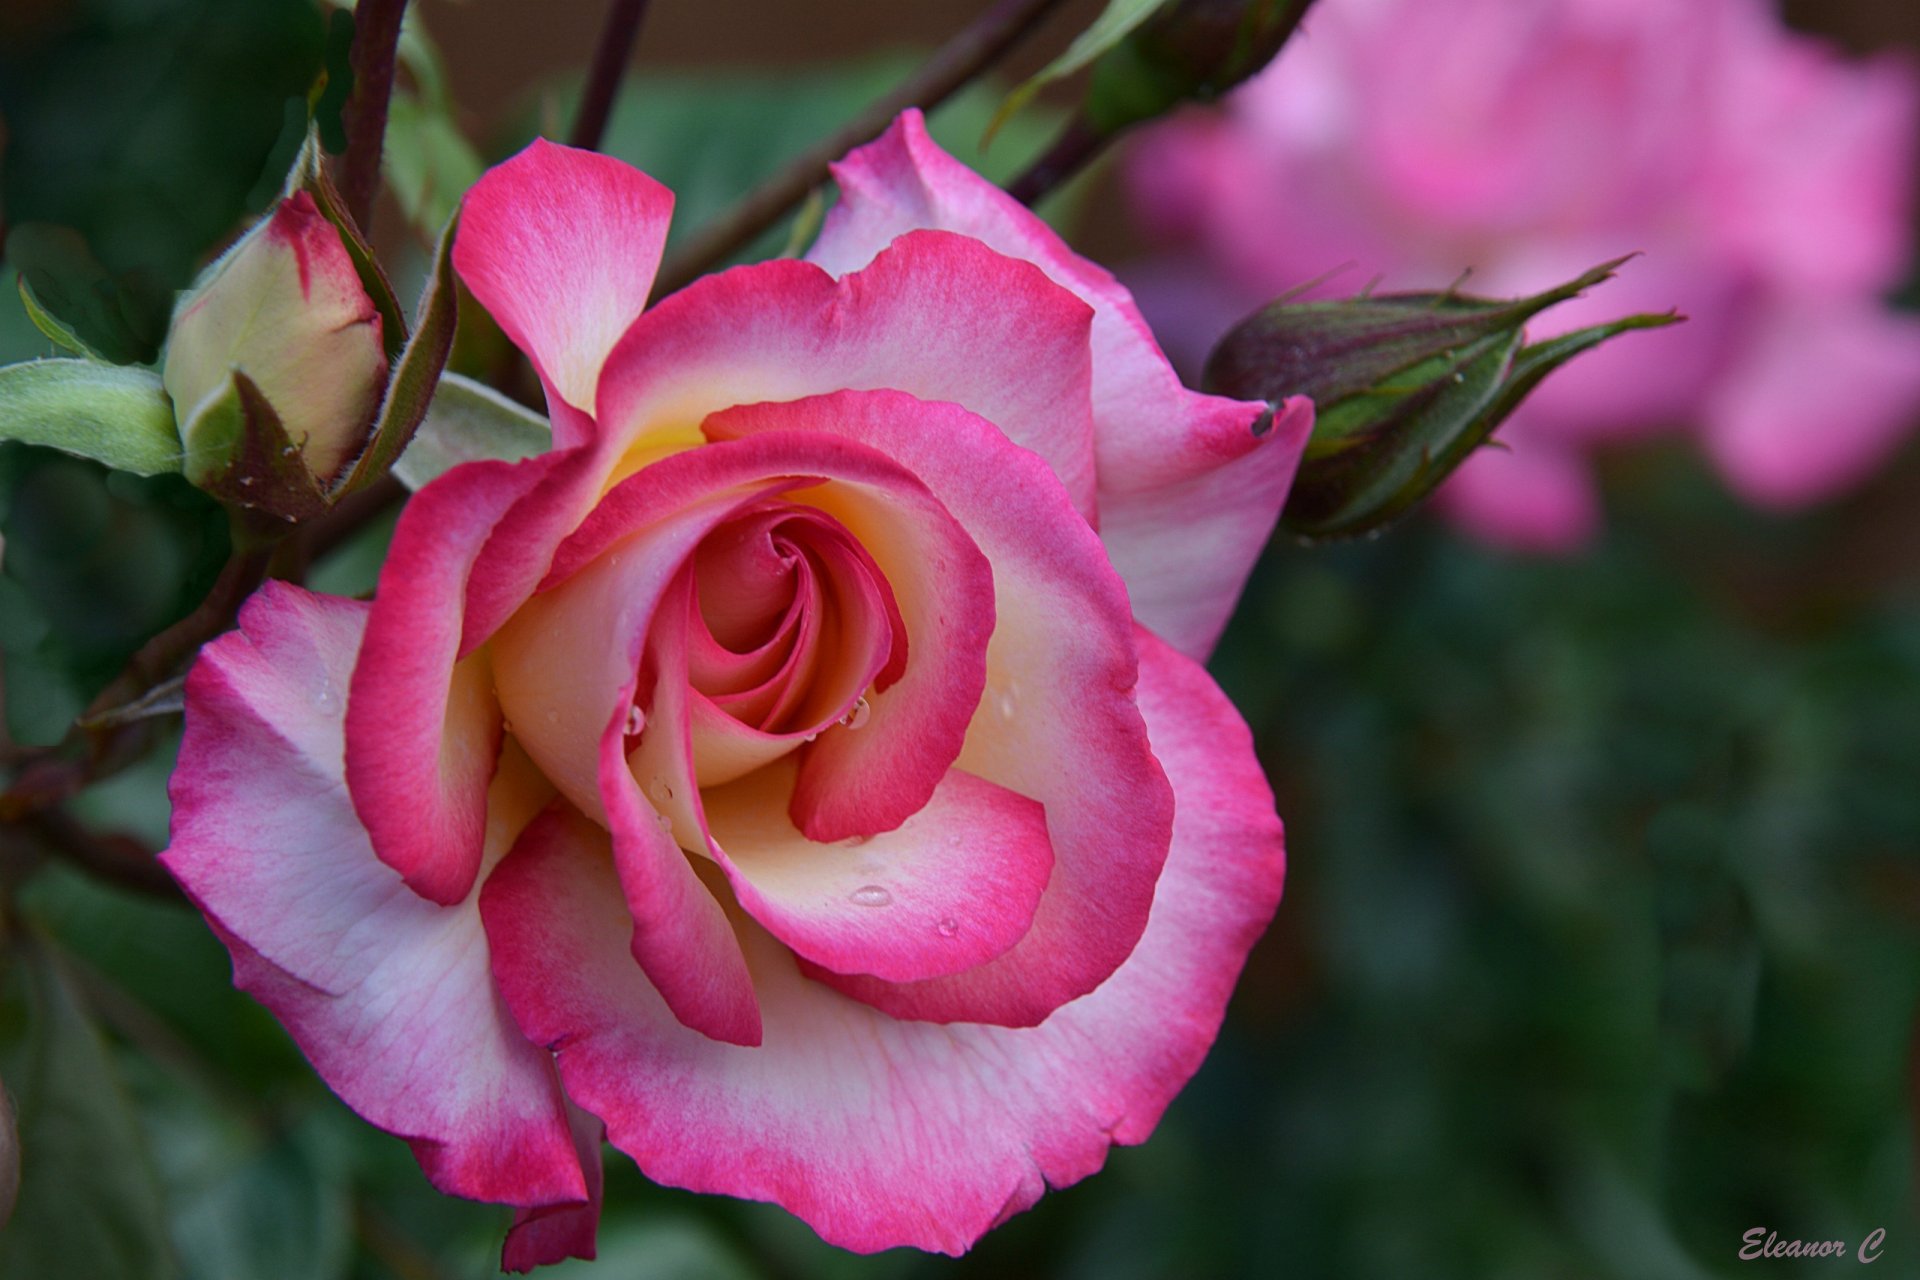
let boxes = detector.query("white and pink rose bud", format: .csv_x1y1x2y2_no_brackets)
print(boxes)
161,191,387,506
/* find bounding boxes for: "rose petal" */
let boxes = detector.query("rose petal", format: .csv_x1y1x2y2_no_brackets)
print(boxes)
596,229,1099,516
1703,298,1920,508
705,389,1172,1026
163,583,587,1214
703,755,1052,983
477,627,1284,1255
454,138,673,429
347,456,557,904
503,1101,605,1272
809,110,1287,657
543,428,993,844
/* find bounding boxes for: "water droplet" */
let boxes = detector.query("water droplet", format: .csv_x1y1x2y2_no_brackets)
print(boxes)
936,916,959,938
281,444,297,457
1451,372,1466,384
625,704,646,736
652,810,674,835
838,696,871,730
502,719,515,734
648,776,674,804
997,690,1016,719
802,732,818,743
238,476,255,486
849,885,892,908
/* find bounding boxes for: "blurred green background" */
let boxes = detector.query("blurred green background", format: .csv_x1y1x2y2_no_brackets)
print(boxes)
2,1,1918,1277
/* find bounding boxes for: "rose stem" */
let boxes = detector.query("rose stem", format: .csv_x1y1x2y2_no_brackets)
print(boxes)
651,0,1073,298
0,511,285,824
338,0,410,234
570,0,654,152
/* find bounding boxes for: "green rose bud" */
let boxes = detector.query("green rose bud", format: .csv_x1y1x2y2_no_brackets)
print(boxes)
1204,260,1679,540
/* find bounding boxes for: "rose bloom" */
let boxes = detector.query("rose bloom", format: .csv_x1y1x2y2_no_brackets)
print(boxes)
1127,0,1920,551
162,112,1312,1268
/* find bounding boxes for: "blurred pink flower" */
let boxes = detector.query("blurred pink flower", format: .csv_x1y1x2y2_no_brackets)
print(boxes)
1126,0,1920,550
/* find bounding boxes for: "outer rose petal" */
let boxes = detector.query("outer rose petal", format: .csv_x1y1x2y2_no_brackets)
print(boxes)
454,137,673,429
595,230,1099,514
162,584,588,1220
477,627,1284,1255
504,1102,605,1272
809,110,1289,658
1703,299,1920,507
347,456,558,905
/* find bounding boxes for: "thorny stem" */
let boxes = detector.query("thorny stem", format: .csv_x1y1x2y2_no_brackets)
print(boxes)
570,0,654,152
651,0,1072,298
338,0,410,233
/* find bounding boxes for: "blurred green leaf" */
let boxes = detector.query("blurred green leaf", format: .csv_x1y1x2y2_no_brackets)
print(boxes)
989,0,1173,141
392,372,551,491
0,931,178,1280
16,274,108,361
383,94,485,236
0,358,182,476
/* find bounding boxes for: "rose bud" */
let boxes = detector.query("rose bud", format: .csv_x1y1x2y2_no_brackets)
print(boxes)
1204,260,1678,540
161,191,388,517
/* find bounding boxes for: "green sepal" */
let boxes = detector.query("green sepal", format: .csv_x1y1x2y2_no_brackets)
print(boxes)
179,372,330,519
392,372,552,491
337,211,462,496
0,359,182,476
15,275,108,361
1203,258,1682,541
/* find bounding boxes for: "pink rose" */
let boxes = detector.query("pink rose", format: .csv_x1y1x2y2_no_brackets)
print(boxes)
1126,0,1920,551
162,112,1311,1268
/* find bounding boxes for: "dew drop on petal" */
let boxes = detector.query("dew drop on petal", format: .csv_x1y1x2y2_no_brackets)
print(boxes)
849,885,892,908
936,916,959,938
648,775,674,804
652,809,674,835
625,704,646,737
803,732,818,743
838,696,871,730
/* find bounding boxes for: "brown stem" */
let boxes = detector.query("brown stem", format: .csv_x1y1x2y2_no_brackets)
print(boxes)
652,0,1071,298
569,0,653,152
20,809,179,902
1005,112,1108,207
0,511,284,823
338,0,410,233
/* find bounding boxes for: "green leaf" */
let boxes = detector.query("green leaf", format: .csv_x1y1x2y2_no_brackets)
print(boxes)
0,932,179,1280
15,274,107,361
383,94,484,236
0,359,183,476
150,1105,352,1280
391,372,552,490
338,212,462,496
988,0,1174,142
